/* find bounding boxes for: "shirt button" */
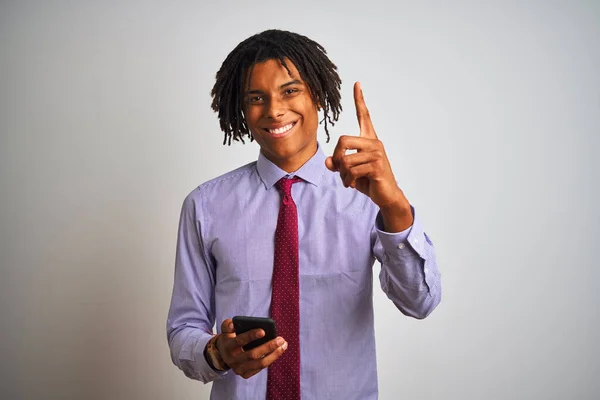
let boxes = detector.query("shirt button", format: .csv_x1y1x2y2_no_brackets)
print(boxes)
397,243,405,249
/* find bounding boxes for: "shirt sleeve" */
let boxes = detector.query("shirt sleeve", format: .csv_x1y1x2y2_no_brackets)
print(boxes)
166,191,228,383
372,205,442,319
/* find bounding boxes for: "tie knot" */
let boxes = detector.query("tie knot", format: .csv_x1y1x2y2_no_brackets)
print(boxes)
276,177,302,197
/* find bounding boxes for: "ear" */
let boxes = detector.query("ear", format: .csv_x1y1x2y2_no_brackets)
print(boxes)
313,94,322,111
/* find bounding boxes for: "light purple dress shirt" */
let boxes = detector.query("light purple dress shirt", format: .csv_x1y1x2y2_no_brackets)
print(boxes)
167,145,442,400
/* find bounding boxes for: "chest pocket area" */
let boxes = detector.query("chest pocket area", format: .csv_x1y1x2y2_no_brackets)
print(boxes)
300,205,375,294
211,238,250,285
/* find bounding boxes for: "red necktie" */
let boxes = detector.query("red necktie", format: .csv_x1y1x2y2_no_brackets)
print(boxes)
267,177,302,400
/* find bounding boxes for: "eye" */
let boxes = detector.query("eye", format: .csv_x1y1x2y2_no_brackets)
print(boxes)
284,88,299,96
248,95,264,104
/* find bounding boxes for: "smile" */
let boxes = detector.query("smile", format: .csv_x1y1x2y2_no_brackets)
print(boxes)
264,122,297,137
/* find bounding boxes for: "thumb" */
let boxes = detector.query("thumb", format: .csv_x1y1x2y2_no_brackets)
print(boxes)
325,156,337,172
221,318,235,336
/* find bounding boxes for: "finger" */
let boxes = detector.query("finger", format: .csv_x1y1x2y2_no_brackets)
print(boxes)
240,338,288,378
222,328,266,364
221,319,235,334
337,151,379,172
354,82,377,139
325,156,337,172
234,328,265,348
332,136,377,167
243,336,286,362
337,152,376,188
342,163,375,188
218,319,237,356
216,320,238,364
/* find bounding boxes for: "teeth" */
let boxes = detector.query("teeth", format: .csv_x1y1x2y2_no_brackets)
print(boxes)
268,123,294,135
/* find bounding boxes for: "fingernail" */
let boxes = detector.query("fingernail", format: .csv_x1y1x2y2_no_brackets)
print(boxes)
276,337,284,346
282,342,288,350
256,330,265,339
228,322,233,330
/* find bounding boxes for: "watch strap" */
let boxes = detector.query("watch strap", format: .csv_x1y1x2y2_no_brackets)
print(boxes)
205,334,229,371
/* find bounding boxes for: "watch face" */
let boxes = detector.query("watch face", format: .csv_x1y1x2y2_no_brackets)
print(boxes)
208,341,225,371
209,353,220,368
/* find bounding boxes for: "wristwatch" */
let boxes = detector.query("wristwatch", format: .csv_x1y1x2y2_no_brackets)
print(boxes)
204,334,229,371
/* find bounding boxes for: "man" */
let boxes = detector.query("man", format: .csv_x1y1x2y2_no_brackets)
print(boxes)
167,29,441,399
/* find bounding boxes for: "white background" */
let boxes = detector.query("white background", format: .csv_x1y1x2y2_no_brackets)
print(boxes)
1,1,599,399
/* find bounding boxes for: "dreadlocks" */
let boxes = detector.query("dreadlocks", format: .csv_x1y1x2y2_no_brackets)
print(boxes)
211,29,342,145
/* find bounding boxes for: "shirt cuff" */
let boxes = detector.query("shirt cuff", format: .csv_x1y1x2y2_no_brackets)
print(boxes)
179,331,229,383
375,205,427,259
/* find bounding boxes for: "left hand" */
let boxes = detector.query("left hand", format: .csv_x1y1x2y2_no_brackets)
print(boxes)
325,82,408,211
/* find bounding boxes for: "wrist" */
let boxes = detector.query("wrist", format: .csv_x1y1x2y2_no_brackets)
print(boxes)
379,197,413,233
204,334,230,371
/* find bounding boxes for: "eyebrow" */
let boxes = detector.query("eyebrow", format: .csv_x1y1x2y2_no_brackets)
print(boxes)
245,79,303,96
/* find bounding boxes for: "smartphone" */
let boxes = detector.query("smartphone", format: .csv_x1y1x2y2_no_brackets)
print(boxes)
232,316,278,351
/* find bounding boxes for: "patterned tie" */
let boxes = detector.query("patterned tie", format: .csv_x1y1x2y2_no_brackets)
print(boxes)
267,176,302,400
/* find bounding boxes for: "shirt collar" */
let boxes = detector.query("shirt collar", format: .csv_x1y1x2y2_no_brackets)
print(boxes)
256,143,327,189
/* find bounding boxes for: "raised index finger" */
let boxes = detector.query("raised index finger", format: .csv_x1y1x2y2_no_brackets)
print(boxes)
354,82,377,139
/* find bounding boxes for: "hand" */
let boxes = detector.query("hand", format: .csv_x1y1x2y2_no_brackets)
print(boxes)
325,82,409,210
216,319,288,379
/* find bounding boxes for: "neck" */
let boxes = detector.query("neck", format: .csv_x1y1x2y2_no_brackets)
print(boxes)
262,142,318,173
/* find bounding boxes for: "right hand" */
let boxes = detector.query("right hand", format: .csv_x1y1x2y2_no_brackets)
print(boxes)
216,318,288,379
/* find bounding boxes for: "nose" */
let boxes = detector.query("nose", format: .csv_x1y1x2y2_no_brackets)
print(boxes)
265,97,286,119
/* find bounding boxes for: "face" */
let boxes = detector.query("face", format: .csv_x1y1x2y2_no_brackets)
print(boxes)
243,58,319,172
